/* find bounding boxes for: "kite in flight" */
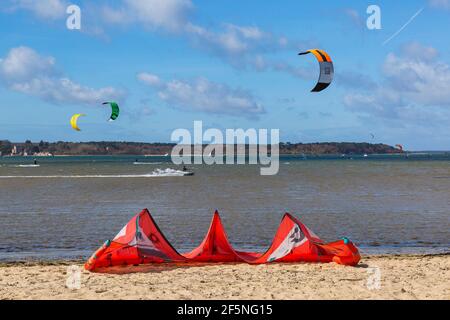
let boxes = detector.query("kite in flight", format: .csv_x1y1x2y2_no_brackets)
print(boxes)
70,114,86,131
298,49,334,92
102,101,120,121
395,144,404,151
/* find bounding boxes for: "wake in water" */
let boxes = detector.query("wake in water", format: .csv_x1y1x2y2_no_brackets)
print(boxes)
151,168,192,177
133,162,163,165
0,168,192,179
9,165,41,168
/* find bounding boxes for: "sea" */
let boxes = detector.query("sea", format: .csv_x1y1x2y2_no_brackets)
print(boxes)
0,153,449,261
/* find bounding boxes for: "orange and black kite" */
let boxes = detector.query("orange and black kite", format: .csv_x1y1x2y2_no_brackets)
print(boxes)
299,49,334,92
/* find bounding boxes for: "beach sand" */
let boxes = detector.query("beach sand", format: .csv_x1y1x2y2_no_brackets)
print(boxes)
0,254,448,300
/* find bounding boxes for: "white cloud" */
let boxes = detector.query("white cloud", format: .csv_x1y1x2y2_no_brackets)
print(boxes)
10,77,121,105
137,72,161,87
428,0,450,10
138,72,265,118
344,8,364,27
102,0,193,32
343,43,450,122
0,46,56,81
271,61,317,80
400,41,439,62
101,0,277,55
5,0,314,80
100,6,127,25
382,51,450,106
343,91,401,118
185,22,289,58
99,1,310,73
101,0,292,62
5,0,67,19
0,46,124,105
336,71,378,90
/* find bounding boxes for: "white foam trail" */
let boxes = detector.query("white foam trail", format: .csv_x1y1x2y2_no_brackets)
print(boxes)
133,162,163,165
151,168,191,176
9,165,41,168
0,168,191,179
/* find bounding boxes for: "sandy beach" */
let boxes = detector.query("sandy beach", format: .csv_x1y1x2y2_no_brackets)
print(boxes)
0,254,448,300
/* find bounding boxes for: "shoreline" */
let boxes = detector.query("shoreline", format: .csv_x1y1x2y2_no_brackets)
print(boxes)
1,252,448,267
2,152,449,162
0,152,428,158
0,251,448,268
1,253,449,300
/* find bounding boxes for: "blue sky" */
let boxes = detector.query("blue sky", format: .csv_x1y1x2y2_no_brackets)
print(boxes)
1,0,450,150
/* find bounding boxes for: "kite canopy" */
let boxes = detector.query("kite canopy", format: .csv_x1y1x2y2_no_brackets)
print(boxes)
70,113,86,131
102,101,120,121
85,209,360,271
298,49,334,92
395,144,403,151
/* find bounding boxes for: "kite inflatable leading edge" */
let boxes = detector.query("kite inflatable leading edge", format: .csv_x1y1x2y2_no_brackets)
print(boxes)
85,209,360,272
70,113,86,131
102,101,120,121
298,49,334,92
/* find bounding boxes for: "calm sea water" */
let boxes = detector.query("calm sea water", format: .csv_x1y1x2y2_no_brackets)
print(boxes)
0,154,449,261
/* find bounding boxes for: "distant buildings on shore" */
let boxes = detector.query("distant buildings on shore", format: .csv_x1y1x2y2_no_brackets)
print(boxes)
5,145,53,157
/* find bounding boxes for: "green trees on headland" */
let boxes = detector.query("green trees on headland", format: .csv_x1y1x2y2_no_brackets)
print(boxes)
0,140,402,156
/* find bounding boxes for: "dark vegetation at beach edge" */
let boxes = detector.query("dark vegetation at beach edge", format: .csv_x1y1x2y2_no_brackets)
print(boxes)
0,140,403,156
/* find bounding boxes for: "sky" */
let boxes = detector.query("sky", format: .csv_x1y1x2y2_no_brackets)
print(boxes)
0,0,450,150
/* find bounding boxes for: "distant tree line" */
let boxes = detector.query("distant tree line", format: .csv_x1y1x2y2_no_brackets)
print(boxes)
0,140,402,156
278,142,400,155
